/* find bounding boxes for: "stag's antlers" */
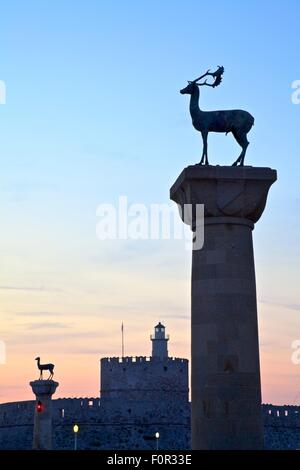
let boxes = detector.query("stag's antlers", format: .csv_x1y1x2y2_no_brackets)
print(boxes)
192,66,224,88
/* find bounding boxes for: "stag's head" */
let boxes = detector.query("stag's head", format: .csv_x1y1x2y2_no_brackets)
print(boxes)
180,81,198,95
180,66,224,94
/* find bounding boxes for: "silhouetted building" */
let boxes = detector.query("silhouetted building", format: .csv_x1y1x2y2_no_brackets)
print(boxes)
0,323,190,450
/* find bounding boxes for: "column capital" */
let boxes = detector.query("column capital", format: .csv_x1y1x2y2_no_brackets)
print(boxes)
30,380,59,397
170,165,277,227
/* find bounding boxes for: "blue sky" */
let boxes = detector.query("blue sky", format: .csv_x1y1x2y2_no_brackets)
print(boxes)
0,0,300,403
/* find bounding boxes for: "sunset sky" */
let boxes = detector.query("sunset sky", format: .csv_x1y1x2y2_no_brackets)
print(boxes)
1,0,300,405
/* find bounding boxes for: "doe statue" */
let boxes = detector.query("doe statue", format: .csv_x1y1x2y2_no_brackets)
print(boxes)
180,66,254,166
35,357,55,380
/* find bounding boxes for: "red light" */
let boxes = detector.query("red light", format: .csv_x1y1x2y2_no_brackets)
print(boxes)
36,400,44,413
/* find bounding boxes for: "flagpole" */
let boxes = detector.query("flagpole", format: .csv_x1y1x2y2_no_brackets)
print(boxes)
121,322,124,357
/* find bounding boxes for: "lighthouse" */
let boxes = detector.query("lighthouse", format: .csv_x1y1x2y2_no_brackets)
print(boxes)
151,322,169,359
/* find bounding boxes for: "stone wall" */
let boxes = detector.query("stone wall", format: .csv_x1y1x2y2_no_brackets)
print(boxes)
1,400,300,449
262,404,300,449
0,397,190,450
100,356,188,401
2,400,300,449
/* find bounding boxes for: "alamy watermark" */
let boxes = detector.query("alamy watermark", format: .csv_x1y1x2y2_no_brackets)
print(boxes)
0,340,6,364
0,80,6,104
291,80,300,104
291,340,300,364
96,196,204,250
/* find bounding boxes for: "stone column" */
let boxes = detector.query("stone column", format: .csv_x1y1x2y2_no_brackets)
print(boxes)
30,380,59,450
170,165,276,450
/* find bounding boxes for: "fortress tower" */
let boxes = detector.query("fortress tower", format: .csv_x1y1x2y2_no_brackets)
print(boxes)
100,323,188,402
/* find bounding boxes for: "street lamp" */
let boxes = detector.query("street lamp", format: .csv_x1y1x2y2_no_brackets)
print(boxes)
73,424,79,450
155,431,160,450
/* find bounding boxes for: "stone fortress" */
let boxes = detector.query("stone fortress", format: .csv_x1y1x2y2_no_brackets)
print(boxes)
0,323,190,450
0,323,299,450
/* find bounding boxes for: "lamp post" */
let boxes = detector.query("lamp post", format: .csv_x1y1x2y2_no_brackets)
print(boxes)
73,424,79,450
155,432,160,450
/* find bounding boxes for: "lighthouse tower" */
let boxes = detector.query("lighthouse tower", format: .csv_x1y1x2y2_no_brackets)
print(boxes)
151,322,169,359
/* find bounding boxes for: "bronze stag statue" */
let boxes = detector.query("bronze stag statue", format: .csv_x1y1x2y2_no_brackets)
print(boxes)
180,67,254,166
35,356,55,380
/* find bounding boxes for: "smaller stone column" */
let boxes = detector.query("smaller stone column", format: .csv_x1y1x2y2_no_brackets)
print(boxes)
30,380,59,450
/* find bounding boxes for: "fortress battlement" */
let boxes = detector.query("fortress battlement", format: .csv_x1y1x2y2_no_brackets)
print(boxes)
101,356,187,364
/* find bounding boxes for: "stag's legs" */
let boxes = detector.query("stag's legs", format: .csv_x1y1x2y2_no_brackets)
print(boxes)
200,131,209,165
232,131,249,166
200,148,205,165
